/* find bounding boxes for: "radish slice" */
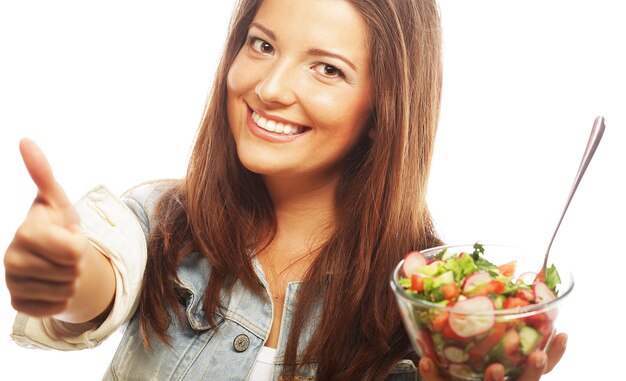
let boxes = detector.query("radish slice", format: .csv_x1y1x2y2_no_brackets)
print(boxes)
533,281,558,320
427,259,445,266
402,251,427,276
533,282,556,303
449,296,495,338
443,345,469,363
447,364,472,379
462,271,492,293
517,271,538,285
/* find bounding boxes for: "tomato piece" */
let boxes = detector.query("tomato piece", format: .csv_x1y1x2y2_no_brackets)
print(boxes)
502,329,520,356
411,273,425,292
442,283,460,300
416,328,438,359
503,297,530,309
471,280,506,296
530,319,554,350
525,312,549,326
506,352,526,367
431,311,449,332
486,280,505,294
443,324,472,343
498,260,517,277
515,288,535,302
468,322,507,361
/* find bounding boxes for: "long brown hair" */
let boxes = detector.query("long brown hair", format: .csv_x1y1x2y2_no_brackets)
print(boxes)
139,0,443,379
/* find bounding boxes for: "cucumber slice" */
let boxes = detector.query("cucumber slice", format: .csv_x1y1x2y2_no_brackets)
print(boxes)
434,271,455,287
491,294,505,310
419,262,443,277
519,326,542,355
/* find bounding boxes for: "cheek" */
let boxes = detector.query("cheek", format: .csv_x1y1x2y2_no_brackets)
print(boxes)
226,60,242,97
226,53,254,98
308,90,372,136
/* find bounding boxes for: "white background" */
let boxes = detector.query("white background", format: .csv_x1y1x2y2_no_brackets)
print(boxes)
0,1,624,380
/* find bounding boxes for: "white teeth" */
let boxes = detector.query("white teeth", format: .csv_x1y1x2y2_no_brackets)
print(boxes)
251,111,304,136
266,119,276,132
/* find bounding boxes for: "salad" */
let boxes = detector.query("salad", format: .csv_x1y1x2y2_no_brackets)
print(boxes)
397,243,562,379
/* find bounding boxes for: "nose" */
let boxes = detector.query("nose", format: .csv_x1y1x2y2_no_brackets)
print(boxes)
254,61,297,107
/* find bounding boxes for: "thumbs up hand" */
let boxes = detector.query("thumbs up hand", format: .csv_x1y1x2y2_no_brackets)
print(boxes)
4,139,113,321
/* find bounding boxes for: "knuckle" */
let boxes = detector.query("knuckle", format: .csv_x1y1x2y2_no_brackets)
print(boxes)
67,263,81,279
52,300,70,315
4,276,16,292
3,251,23,273
65,238,86,263
10,297,27,313
13,224,33,245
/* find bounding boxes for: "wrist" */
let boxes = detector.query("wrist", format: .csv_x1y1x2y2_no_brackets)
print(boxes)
53,243,115,324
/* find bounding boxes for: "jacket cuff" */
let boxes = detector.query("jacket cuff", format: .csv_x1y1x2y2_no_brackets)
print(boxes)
10,185,147,350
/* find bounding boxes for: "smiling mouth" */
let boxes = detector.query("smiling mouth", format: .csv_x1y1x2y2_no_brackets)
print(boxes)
251,111,309,136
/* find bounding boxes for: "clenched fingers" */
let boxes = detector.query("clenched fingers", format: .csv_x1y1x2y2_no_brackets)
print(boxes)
5,276,76,303
9,298,68,318
12,205,87,266
4,245,80,282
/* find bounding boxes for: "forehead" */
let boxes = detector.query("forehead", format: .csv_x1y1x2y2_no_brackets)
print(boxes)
252,0,370,63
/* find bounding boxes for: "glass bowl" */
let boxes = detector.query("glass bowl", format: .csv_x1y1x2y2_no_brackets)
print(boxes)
390,244,573,380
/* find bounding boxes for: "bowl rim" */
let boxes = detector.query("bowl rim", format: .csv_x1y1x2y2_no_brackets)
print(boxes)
389,243,575,316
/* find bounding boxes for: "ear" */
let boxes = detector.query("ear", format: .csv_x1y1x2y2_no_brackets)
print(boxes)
368,127,376,140
366,110,376,140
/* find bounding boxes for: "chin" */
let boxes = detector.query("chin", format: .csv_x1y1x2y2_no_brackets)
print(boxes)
236,150,282,176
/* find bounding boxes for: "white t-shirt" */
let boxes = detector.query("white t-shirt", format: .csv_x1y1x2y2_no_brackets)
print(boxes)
248,346,277,381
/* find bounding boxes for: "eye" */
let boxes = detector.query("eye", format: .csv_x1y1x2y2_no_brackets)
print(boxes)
248,36,274,55
312,63,345,79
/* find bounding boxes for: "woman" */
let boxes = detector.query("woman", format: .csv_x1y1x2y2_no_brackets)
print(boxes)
4,0,566,379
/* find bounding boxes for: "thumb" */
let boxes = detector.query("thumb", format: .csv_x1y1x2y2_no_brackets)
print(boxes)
19,138,79,227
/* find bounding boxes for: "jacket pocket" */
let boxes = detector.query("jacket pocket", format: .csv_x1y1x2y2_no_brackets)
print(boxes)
176,285,225,331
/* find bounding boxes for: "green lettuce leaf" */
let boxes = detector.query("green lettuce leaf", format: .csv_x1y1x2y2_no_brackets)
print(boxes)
545,264,562,292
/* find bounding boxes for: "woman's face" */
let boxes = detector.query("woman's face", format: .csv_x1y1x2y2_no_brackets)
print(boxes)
226,0,372,186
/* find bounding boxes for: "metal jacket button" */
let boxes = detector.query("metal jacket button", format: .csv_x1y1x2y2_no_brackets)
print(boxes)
233,334,250,352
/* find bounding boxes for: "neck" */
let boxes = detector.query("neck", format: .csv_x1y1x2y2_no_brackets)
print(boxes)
261,173,338,260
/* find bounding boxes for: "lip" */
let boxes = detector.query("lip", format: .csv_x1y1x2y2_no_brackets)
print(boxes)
251,107,306,127
246,106,310,143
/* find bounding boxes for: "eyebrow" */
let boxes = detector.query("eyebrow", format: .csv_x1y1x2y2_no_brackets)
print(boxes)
249,22,358,72
250,22,276,42
307,48,357,72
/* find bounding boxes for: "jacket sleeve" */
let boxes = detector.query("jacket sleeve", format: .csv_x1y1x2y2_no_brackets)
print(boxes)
10,185,148,350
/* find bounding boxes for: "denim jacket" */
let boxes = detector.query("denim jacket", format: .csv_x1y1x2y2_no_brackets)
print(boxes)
12,182,420,381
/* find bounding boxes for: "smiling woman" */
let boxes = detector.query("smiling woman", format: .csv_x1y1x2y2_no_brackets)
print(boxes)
226,0,373,184
2,0,444,379
131,0,444,379
5,0,623,380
